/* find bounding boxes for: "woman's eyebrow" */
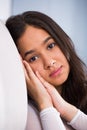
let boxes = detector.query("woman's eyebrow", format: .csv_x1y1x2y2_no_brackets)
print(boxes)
24,50,35,57
24,36,52,57
43,36,52,44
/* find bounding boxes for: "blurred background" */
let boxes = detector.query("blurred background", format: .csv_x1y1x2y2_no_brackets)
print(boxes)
0,0,87,64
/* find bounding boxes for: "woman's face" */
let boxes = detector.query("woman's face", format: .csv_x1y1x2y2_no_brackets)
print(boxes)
18,26,70,88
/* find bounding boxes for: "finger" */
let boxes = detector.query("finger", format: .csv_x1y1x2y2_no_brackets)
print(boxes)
36,71,49,86
36,71,60,97
36,71,54,90
23,60,35,79
19,59,30,83
23,63,29,81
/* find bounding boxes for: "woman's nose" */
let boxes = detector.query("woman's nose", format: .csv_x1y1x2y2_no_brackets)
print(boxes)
44,58,56,69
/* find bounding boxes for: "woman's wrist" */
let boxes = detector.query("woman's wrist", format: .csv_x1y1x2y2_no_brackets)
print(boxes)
60,101,78,122
38,101,53,111
53,94,78,122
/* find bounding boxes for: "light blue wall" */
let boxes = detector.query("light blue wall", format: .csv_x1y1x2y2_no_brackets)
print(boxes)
0,0,12,22
12,0,87,64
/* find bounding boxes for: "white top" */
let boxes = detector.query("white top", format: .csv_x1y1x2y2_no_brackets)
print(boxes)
26,101,87,130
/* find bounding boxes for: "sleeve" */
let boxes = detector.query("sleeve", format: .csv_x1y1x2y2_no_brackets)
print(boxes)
68,110,87,130
40,107,66,130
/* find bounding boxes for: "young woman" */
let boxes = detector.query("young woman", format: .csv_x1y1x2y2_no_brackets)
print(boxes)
6,11,87,130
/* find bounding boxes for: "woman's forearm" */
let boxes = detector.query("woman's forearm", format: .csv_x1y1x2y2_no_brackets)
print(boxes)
40,107,66,130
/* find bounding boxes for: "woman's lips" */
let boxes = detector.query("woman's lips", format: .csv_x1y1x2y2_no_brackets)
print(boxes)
49,66,62,77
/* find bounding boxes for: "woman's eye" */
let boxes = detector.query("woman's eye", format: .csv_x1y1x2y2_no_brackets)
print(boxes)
47,43,55,49
29,56,38,62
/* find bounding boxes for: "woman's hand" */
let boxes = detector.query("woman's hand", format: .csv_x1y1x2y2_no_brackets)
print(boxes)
23,60,53,111
22,59,78,122
36,72,78,122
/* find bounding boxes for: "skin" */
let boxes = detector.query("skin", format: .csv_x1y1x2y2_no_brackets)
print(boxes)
18,26,70,88
18,26,78,122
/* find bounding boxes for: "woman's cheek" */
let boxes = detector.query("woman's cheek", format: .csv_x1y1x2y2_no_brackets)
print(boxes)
30,63,43,74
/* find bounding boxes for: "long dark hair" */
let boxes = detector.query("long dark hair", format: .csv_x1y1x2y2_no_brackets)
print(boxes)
6,11,87,114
